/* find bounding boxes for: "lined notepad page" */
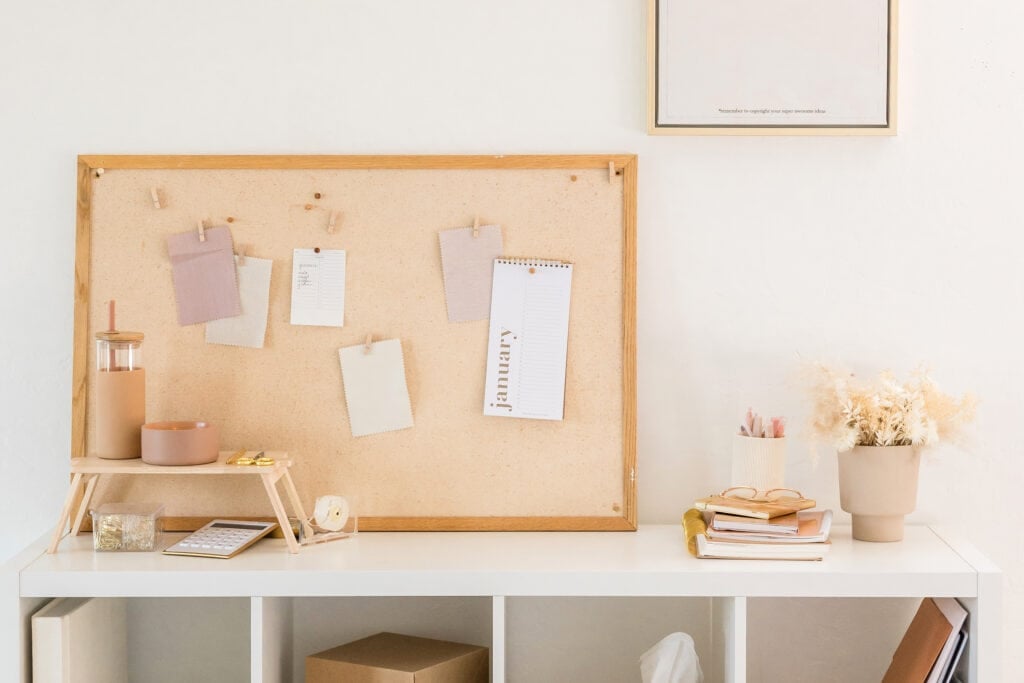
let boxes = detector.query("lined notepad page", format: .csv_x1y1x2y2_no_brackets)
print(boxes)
483,259,573,420
290,249,346,326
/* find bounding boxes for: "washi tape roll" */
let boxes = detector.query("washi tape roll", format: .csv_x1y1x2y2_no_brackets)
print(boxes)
313,495,350,532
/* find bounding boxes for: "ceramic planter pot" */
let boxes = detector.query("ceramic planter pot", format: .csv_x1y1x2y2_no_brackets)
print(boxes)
838,445,920,542
731,435,787,490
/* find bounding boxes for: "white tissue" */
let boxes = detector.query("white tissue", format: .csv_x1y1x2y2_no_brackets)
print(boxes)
640,632,704,683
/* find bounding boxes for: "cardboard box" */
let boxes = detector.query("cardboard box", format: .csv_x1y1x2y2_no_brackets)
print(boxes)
305,632,489,683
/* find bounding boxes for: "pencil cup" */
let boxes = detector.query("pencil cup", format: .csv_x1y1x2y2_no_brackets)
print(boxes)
731,435,786,490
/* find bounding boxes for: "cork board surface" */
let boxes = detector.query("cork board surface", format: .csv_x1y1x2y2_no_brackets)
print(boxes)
76,156,636,530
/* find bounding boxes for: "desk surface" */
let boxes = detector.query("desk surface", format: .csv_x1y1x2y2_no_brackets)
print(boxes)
19,524,985,599
69,451,290,475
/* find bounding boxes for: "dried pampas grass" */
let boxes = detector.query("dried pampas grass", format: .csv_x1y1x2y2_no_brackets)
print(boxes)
806,363,976,452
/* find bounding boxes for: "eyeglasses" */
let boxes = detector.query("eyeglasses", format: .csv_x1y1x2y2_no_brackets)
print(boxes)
719,486,805,503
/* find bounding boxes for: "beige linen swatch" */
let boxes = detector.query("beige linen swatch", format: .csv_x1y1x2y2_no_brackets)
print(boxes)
205,256,273,349
338,339,414,437
438,225,503,322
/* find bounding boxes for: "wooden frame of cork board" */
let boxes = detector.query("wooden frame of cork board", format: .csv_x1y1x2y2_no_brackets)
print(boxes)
72,154,638,532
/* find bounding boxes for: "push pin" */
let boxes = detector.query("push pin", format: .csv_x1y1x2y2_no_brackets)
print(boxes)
237,243,248,266
95,168,105,178
364,333,373,354
472,216,480,238
328,211,340,234
150,187,162,209
196,219,206,243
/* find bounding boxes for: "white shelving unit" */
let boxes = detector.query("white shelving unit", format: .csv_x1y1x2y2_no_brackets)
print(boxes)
3,524,1000,683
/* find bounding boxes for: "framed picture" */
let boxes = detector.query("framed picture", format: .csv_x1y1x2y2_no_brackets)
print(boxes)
648,0,898,135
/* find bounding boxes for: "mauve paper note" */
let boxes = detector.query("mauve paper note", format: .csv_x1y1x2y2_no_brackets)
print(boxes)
438,225,503,322
339,338,414,437
167,226,242,325
205,256,273,349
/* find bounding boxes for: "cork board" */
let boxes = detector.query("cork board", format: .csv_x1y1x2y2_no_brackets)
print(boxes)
73,155,637,531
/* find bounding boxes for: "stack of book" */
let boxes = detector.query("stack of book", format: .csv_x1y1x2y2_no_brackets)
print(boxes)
682,493,832,561
882,598,968,683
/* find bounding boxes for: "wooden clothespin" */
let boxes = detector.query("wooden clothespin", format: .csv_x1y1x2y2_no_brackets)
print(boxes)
236,243,248,266
364,333,373,354
608,161,616,183
150,187,162,209
328,211,340,234
196,219,206,243
472,216,480,238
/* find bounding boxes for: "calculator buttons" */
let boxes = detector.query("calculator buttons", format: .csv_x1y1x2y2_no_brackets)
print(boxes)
163,520,278,559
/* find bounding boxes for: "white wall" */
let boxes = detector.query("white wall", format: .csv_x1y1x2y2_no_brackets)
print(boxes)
1,0,1021,676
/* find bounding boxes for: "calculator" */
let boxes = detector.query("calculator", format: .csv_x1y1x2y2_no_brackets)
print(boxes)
162,520,278,559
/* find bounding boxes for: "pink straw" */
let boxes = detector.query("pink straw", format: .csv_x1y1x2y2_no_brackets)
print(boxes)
107,300,117,370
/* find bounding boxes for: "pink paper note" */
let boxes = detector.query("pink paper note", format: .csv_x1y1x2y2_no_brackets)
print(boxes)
167,226,242,325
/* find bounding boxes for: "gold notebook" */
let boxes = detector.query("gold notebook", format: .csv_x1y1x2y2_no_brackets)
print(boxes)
693,494,816,520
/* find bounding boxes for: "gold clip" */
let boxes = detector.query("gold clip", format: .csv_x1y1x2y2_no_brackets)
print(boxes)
229,449,268,466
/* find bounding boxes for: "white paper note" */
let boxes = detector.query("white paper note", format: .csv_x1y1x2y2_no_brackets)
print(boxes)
339,338,415,437
290,249,346,327
483,259,573,421
205,256,273,349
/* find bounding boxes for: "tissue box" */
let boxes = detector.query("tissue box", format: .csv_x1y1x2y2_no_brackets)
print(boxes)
305,632,488,683
91,503,164,552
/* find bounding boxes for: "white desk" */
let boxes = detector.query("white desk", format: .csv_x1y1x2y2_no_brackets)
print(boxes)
4,524,1001,683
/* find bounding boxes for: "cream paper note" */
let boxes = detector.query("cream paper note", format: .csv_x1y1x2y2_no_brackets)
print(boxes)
339,338,414,437
205,256,273,349
483,259,573,421
438,224,503,322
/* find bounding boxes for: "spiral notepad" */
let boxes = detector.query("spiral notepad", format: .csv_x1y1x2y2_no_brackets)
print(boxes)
483,258,573,420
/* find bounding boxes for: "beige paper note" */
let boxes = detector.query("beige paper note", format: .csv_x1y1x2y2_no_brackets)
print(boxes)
339,338,414,437
438,225,503,322
205,256,273,349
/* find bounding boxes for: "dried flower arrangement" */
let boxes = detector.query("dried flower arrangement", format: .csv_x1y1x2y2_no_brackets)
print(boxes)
806,364,976,452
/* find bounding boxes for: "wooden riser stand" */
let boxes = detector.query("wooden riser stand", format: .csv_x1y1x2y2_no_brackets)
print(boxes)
48,452,313,554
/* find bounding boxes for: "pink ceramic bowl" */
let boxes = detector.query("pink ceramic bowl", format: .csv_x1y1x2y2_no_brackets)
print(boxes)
141,421,219,466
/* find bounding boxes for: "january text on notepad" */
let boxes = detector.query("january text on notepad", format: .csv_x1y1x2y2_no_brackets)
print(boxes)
490,327,519,413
